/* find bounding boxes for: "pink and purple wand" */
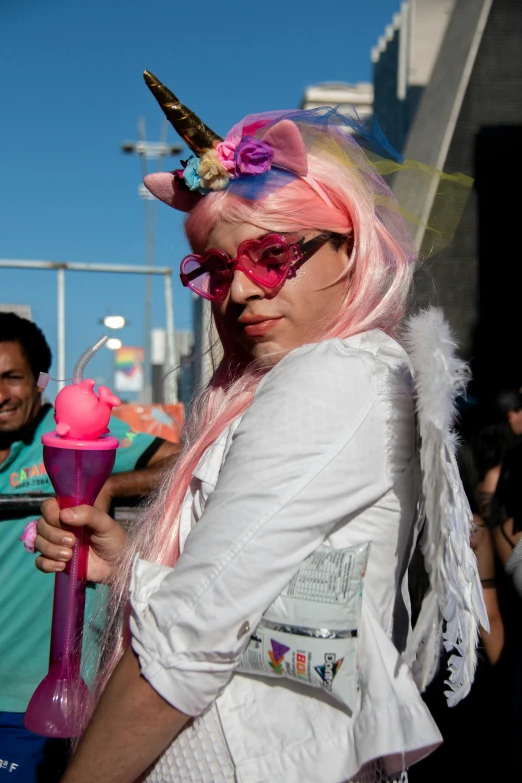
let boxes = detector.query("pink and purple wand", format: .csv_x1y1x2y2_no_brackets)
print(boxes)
25,337,120,738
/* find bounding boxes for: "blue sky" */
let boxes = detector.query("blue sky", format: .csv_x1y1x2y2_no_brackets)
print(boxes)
1,0,400,393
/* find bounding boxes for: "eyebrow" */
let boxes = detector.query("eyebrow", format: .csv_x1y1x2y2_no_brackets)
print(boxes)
0,368,27,378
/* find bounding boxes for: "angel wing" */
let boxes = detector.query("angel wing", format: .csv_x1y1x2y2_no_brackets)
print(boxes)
403,308,488,706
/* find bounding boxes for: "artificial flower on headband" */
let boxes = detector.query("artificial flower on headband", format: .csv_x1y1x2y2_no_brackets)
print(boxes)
181,157,204,192
231,136,275,176
215,140,238,174
198,149,230,191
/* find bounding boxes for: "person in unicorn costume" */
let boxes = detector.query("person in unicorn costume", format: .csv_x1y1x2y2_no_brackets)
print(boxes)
36,71,485,783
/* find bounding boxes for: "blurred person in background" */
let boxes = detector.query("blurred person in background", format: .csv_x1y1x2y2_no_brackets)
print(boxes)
464,391,522,601
497,387,522,439
490,387,522,588
454,399,522,780
488,411,522,776
467,389,522,529
0,312,180,783
471,419,517,519
491,446,522,586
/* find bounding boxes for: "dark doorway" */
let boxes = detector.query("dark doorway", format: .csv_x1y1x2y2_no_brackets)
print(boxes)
471,125,522,400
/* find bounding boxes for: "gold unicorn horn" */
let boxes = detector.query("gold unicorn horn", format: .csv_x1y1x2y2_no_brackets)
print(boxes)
143,70,222,155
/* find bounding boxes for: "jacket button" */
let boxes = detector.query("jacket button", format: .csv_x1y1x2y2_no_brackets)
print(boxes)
237,621,250,639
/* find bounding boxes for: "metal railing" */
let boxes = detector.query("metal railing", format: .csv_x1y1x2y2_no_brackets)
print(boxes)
0,493,142,526
0,258,177,402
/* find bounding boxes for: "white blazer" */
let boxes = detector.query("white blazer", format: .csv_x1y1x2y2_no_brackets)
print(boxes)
130,330,442,783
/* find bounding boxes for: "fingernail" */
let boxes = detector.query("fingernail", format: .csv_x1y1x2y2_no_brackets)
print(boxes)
61,535,74,546
62,509,77,521
54,562,66,571
58,549,71,561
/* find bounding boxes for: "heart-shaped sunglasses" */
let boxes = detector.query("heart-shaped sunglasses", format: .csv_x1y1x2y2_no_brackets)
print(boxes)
180,233,333,302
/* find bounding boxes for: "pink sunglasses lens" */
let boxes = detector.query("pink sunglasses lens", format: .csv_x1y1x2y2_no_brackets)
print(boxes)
182,255,231,301
239,237,291,287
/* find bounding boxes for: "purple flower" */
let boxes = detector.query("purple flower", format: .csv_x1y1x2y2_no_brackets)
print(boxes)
234,136,274,176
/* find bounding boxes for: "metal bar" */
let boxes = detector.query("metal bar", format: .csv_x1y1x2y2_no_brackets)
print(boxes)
139,119,153,405
0,259,171,275
143,278,153,403
0,494,140,526
1,257,180,404
164,271,177,404
57,267,66,392
0,494,54,516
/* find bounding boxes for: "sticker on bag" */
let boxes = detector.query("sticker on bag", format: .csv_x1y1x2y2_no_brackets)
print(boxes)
237,542,370,711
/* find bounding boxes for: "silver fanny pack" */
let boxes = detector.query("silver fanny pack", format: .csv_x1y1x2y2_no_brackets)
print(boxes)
237,541,371,712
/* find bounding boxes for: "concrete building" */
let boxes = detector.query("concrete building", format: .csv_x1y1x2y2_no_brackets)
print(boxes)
392,0,522,398
372,0,455,153
300,82,373,121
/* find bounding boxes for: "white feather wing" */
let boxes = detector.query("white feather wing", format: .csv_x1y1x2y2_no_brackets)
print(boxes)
403,308,488,706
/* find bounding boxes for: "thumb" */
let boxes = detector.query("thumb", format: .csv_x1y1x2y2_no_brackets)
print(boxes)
59,504,117,537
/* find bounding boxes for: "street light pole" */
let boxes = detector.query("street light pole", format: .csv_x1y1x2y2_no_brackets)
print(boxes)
56,265,66,392
164,271,177,403
122,119,182,403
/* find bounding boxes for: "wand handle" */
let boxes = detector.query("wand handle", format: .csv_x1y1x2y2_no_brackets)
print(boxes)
24,445,117,738
48,507,90,680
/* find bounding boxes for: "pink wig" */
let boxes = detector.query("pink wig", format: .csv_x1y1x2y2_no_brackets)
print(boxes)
84,132,416,721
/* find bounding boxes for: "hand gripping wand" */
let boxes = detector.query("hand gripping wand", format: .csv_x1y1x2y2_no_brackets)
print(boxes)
25,337,120,738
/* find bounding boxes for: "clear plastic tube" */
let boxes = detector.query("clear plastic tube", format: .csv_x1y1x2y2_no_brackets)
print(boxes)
72,336,108,383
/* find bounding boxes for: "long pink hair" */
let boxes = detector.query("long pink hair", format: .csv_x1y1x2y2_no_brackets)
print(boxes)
84,140,416,719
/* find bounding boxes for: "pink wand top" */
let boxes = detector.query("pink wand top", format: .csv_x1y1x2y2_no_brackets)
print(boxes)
42,335,121,450
43,379,120,450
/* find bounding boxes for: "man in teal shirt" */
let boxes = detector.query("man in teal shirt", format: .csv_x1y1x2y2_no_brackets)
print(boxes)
0,313,179,781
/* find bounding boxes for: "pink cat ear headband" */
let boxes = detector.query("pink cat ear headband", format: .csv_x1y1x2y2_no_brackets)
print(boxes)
142,71,310,213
